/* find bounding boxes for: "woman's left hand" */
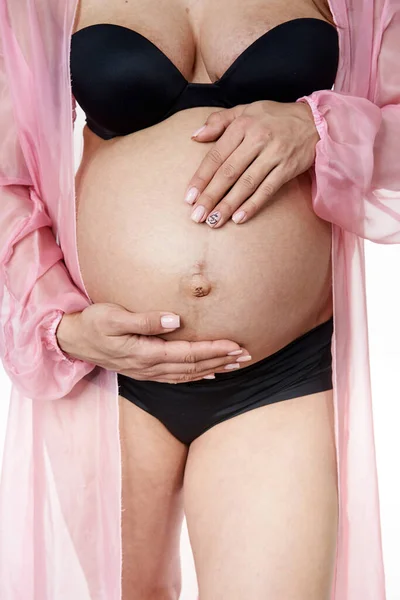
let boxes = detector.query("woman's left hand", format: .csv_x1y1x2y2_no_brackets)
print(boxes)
184,100,320,228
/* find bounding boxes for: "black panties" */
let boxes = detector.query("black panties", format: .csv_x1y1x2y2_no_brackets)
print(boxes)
117,316,334,445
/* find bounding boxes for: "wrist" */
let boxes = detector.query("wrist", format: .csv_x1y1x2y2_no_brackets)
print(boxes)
55,312,82,357
296,96,326,142
297,101,320,141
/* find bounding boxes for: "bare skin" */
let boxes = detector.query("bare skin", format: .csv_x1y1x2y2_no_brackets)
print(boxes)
183,389,338,600
72,0,337,598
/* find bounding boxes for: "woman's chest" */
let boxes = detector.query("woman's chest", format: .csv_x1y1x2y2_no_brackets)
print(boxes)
72,0,333,84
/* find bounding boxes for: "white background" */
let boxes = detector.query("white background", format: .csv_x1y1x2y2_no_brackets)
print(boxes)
0,106,399,599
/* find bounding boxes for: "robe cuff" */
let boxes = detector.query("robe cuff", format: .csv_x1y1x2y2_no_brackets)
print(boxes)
296,95,327,143
42,309,78,364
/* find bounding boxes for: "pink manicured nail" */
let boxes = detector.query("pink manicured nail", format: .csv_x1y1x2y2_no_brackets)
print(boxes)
236,355,252,362
191,125,207,138
160,314,180,328
184,187,199,204
224,363,240,370
232,210,246,224
191,205,205,222
203,374,216,379
227,349,243,356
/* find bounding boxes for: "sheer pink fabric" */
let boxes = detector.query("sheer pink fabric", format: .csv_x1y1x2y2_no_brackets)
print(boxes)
0,1,399,598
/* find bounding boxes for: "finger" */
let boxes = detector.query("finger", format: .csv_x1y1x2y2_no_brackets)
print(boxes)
119,350,252,383
120,367,227,384
119,371,214,384
230,163,293,225
132,336,247,367
162,352,252,382
203,149,278,228
149,352,251,377
189,138,261,227
184,119,247,217
144,366,237,384
203,354,253,375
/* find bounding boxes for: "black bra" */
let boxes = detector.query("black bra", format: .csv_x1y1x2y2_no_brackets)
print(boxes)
70,18,339,140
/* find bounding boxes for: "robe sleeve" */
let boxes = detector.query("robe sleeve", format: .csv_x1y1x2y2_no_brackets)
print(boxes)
0,39,96,401
297,10,400,244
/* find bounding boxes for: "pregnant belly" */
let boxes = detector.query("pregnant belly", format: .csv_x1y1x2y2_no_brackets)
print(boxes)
75,107,333,365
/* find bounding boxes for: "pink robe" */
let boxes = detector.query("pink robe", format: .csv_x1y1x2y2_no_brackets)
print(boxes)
0,0,399,598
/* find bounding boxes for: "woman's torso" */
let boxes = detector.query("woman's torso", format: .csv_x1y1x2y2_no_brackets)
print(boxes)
72,0,335,365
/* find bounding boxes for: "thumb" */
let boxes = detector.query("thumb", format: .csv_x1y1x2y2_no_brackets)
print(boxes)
110,309,181,336
191,105,247,141
190,108,235,141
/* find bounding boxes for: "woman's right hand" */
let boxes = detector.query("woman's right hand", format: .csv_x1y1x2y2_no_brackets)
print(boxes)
56,303,251,383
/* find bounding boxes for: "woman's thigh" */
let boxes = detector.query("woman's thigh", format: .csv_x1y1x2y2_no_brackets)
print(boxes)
118,394,189,600
183,389,338,600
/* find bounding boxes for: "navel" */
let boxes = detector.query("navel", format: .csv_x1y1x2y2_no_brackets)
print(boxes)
181,260,213,297
189,273,212,297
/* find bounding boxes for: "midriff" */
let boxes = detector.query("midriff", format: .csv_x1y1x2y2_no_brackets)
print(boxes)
75,105,333,366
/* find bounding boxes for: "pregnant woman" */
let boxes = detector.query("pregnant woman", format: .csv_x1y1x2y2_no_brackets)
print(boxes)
69,0,338,597
0,0,399,599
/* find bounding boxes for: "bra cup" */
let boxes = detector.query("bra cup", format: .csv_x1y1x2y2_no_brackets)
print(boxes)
219,23,339,106
70,26,188,136
70,19,339,139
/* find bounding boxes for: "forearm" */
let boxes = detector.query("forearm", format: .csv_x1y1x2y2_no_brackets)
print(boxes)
0,185,96,400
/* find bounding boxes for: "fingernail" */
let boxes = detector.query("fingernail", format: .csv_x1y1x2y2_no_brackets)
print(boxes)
224,363,240,370
236,355,252,362
191,124,207,138
232,210,246,224
227,349,243,356
184,187,199,205
206,211,221,227
191,205,205,222
203,374,216,379
161,314,180,328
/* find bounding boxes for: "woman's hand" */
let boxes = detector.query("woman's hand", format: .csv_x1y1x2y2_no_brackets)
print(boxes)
56,303,251,383
184,100,319,228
